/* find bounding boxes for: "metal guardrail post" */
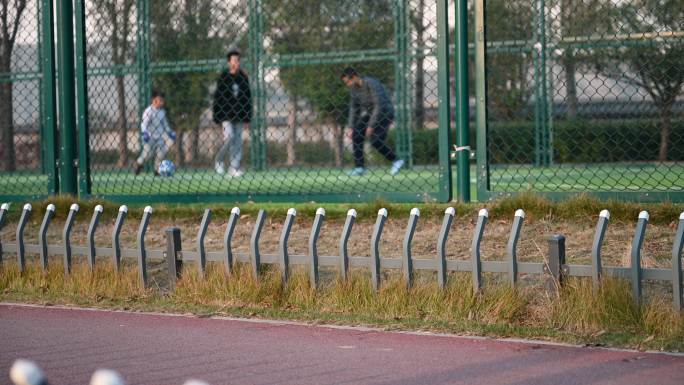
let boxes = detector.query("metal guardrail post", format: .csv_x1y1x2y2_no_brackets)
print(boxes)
631,211,649,304
338,209,356,280
591,210,610,290
111,205,127,271
39,204,55,270
370,208,388,291
437,207,455,288
250,210,267,280
0,203,8,264
165,227,182,289
278,208,297,285
471,209,488,291
137,206,153,286
196,209,212,278
223,207,240,275
672,212,684,312
547,234,566,294
309,208,325,288
62,204,79,275
506,209,525,287
16,204,32,272
86,205,103,270
403,208,420,289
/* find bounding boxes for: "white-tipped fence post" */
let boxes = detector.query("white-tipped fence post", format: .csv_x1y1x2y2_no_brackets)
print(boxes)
631,211,649,304
471,209,488,291
137,206,153,286
592,210,610,290
403,208,420,289
165,227,182,289
437,207,455,288
223,207,240,275
62,203,79,275
39,204,56,270
197,208,212,278
0,203,8,264
673,212,684,312
370,208,388,291
250,210,267,279
87,205,104,270
16,203,31,273
309,208,326,288
111,205,127,271
507,209,525,287
338,208,356,280
279,208,297,285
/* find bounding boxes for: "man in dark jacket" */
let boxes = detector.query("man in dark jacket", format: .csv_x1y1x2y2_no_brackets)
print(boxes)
342,67,404,176
213,50,252,177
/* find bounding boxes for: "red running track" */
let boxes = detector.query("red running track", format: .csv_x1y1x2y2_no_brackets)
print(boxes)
1,304,682,385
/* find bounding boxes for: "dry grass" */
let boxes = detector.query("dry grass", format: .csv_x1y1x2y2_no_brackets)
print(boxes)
2,259,682,351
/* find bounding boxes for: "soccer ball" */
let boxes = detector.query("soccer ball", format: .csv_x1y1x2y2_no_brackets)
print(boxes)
158,160,175,177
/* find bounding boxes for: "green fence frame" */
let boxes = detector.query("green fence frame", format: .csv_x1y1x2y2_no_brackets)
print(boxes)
68,0,454,204
473,0,684,203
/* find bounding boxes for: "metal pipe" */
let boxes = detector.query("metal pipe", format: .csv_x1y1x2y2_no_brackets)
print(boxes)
62,204,79,275
437,207,455,288
338,209,356,280
86,205,103,270
223,207,240,275
370,208,388,291
39,204,56,270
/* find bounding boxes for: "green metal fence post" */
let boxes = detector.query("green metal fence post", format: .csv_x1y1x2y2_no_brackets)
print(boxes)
75,0,91,196
137,0,151,117
436,0,453,201
248,0,266,171
257,1,267,170
38,2,46,174
393,0,411,167
474,0,490,199
455,0,471,202
41,0,59,195
533,0,551,167
57,0,78,195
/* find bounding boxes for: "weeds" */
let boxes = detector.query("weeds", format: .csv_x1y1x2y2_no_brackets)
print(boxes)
2,260,681,351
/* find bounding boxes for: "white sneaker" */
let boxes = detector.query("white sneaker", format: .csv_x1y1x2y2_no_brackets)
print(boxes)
390,159,405,175
215,162,225,174
227,168,244,177
348,167,367,176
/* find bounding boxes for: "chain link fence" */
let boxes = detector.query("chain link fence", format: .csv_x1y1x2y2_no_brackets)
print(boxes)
480,0,684,200
81,0,451,202
0,0,56,199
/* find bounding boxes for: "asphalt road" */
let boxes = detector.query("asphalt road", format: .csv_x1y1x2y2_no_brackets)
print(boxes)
1,304,682,385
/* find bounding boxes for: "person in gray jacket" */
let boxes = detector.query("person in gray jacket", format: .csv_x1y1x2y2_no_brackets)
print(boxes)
341,67,404,176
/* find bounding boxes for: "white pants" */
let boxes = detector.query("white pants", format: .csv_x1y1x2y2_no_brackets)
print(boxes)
214,121,244,170
136,138,168,169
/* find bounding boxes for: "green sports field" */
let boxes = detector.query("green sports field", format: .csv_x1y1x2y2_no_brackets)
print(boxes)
1,163,682,200
489,163,684,192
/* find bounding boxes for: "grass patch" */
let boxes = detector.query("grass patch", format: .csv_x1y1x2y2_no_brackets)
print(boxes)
5,192,684,226
2,261,682,352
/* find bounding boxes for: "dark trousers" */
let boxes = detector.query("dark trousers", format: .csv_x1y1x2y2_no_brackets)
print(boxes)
352,115,397,168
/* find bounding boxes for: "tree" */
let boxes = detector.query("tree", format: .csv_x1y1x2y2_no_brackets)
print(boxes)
558,0,615,119
411,0,426,130
264,0,394,166
151,0,241,166
594,0,683,161
90,0,135,168
0,0,27,171
482,0,535,120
